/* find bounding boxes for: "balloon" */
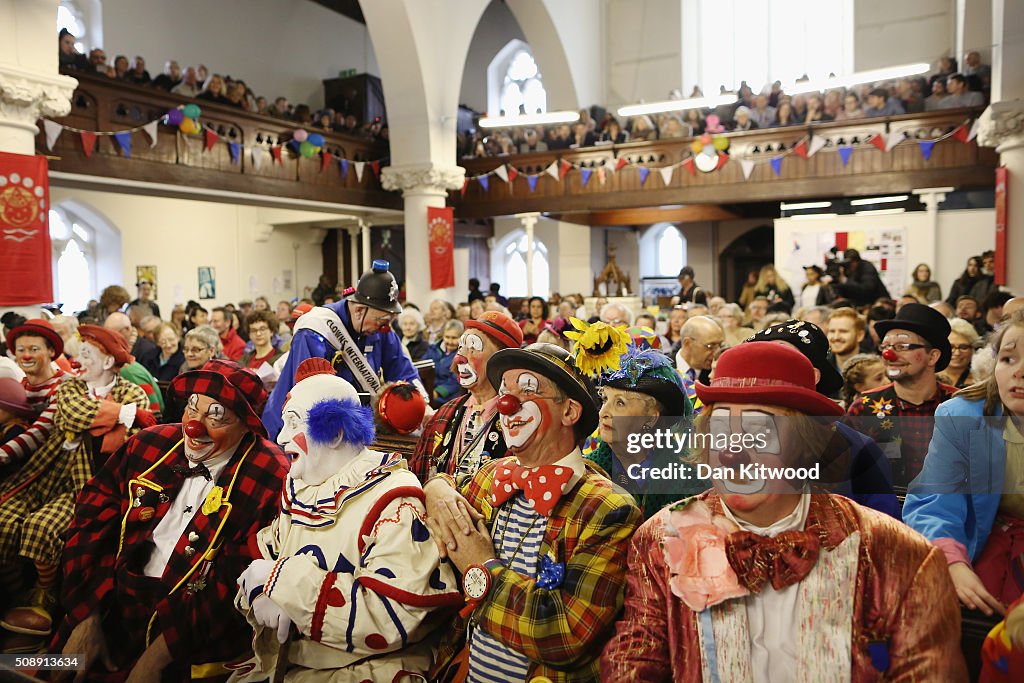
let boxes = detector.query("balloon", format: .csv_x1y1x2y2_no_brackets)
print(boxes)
713,136,730,150
182,103,201,119
293,128,308,143
166,108,184,126
287,139,301,153
179,117,200,135
690,140,703,153
307,133,325,147
700,133,713,145
299,140,317,158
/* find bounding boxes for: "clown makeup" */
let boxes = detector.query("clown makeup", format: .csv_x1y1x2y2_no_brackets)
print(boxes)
498,371,547,449
183,394,245,463
14,335,54,379
77,341,115,387
452,331,487,388
879,331,937,383
707,406,790,504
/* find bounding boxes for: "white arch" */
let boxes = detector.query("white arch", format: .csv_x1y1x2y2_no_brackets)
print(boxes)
639,223,687,278
491,228,550,298
51,198,123,302
487,38,542,116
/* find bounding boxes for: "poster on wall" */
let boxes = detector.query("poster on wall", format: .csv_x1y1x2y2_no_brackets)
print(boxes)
0,151,52,305
198,267,216,299
786,227,907,300
135,265,157,298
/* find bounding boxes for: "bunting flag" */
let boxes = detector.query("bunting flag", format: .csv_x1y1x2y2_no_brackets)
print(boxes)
493,165,509,183
370,160,381,177
143,120,159,148
716,152,730,170
952,124,970,143
887,131,905,151
838,145,853,166
769,156,783,176
43,120,63,151
251,147,264,170
560,160,572,179
659,165,674,185
918,140,935,161
0,151,53,305
113,131,132,158
639,166,650,186
740,159,756,179
808,136,828,158
340,158,348,178
598,167,606,184
968,119,980,142
228,142,241,166
682,157,696,176
80,131,96,158
545,161,560,180
870,134,887,152
320,151,332,172
528,175,539,192
204,128,219,152
507,166,519,183
461,178,469,196
478,175,489,191
354,161,365,182
615,157,628,171
793,139,808,159
580,168,593,187
270,145,282,164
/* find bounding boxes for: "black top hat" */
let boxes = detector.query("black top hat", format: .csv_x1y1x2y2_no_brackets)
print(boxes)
348,260,402,315
745,319,843,396
874,303,952,371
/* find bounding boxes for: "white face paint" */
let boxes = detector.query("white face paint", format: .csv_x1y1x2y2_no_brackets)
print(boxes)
454,331,485,387
499,372,544,449
78,341,116,387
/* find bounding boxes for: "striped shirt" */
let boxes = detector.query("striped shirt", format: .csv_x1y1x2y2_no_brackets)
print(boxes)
468,494,546,683
0,370,65,464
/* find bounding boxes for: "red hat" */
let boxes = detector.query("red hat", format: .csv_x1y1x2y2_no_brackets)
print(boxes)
171,359,268,436
6,319,63,358
78,325,134,367
377,382,426,435
695,343,844,417
0,377,34,419
290,303,314,320
466,310,523,349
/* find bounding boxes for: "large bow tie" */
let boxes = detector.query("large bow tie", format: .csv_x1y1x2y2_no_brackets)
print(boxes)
172,462,211,481
725,529,821,593
490,462,575,516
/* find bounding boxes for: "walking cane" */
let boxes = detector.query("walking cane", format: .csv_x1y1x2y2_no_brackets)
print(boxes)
272,626,296,683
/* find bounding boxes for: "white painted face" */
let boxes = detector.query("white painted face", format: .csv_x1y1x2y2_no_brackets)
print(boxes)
498,371,544,449
453,331,486,388
78,341,116,386
278,373,362,486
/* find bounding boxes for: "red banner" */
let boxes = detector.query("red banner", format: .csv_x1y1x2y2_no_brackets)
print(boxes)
0,151,53,305
995,166,1008,285
427,205,455,290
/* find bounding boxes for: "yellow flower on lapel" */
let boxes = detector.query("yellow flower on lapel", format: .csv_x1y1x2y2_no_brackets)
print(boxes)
202,486,224,515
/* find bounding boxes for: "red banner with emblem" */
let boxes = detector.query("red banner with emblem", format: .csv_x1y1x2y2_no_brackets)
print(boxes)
0,152,52,305
995,166,1007,285
427,205,455,290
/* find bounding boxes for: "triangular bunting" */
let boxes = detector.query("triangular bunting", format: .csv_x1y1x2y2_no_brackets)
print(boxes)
339,158,348,178
143,120,159,148
354,161,365,182
461,178,469,196
716,152,730,170
545,161,560,180
321,151,332,172
114,131,132,158
478,175,489,191
270,146,282,164
659,165,674,186
204,128,219,152
493,165,509,183
870,134,887,152
769,156,783,176
528,175,539,192
918,140,935,161
507,165,519,183
682,157,696,176
228,142,241,166
43,120,63,151
615,157,628,171
580,168,593,187
952,124,969,143
639,166,650,186
598,168,606,184
968,119,979,142
838,145,854,166
808,136,828,158
80,131,97,158
793,139,809,159
560,160,572,179
740,159,756,180
887,131,905,151
370,160,381,177
251,147,264,170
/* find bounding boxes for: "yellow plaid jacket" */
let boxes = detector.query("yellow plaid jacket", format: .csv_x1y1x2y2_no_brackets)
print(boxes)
433,456,642,683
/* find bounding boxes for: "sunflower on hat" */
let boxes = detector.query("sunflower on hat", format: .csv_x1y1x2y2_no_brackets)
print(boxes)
562,317,630,378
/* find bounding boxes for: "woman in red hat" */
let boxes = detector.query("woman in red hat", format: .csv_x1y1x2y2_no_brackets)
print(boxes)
602,342,966,681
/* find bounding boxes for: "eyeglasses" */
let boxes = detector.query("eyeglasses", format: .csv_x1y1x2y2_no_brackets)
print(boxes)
879,343,930,353
686,337,723,351
183,345,210,354
950,344,973,353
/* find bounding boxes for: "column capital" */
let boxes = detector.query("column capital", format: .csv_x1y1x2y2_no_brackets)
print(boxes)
380,163,465,195
976,99,1024,153
0,65,78,130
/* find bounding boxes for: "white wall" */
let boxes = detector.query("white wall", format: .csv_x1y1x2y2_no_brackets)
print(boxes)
493,216,593,296
854,0,955,70
49,188,330,314
99,0,379,109
461,1,526,113
605,0,682,108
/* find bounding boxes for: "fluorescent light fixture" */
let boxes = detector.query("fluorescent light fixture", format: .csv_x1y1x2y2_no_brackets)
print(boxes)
854,208,907,216
780,201,833,210
617,94,736,118
849,195,909,206
790,213,839,220
787,63,930,95
478,111,580,128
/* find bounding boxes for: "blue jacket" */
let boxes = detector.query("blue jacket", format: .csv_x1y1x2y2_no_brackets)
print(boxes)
834,421,901,519
425,341,460,407
262,301,419,439
903,396,1005,562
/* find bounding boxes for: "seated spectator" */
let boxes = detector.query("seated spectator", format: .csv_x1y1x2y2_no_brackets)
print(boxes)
254,96,269,116
629,115,658,141
425,319,463,407
196,74,231,105
125,55,151,85
955,294,982,329
184,303,208,332
905,262,943,303
841,352,887,406
938,73,985,108
863,87,906,117
240,311,282,370
774,100,797,127
210,306,245,361
196,64,209,83
170,66,199,97
835,91,863,120
129,279,160,319
153,323,184,382
681,108,704,136
823,89,843,118
112,55,129,80
398,309,430,361
791,93,808,122
963,50,991,92
293,104,313,125
745,295,770,330
804,94,833,123
104,311,160,376
598,117,627,143
658,115,687,139
929,56,958,92
731,106,758,131
569,121,596,148
87,48,106,75
270,96,290,119
313,108,333,130
979,291,1015,337
937,317,979,388
519,296,551,345
717,302,755,347
57,28,89,71
224,81,247,109
925,78,947,110
150,60,181,91
749,94,777,128
515,127,544,153
946,255,986,307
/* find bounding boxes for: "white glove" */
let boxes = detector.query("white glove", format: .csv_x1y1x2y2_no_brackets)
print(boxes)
118,403,138,429
252,594,292,644
237,558,276,599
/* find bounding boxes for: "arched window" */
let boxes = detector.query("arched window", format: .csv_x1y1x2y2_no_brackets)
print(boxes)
57,1,86,52
488,40,548,116
49,207,96,314
639,223,687,278
492,229,550,298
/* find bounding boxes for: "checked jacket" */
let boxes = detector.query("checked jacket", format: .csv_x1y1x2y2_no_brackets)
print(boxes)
432,455,642,683
55,424,288,679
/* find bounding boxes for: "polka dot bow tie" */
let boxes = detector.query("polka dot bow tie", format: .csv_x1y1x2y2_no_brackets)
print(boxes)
490,462,575,517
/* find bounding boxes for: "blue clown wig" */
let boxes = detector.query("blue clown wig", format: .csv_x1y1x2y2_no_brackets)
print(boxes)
307,398,376,448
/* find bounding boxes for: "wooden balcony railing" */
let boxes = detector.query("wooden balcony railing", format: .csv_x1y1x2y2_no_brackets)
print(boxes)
36,71,401,210
454,108,997,218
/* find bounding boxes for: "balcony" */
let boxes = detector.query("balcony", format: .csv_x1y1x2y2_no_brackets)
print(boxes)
36,71,401,211
454,109,997,219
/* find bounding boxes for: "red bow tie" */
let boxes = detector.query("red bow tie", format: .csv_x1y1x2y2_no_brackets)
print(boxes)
725,529,821,593
490,461,575,516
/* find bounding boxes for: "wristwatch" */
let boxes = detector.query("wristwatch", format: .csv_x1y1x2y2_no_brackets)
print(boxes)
462,564,492,601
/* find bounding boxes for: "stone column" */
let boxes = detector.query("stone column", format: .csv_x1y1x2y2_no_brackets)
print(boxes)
381,163,464,305
911,187,951,277
516,212,540,296
359,218,372,276
977,101,1024,293
346,224,361,285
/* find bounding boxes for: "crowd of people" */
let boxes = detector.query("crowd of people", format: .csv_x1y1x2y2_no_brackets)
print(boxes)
463,53,991,158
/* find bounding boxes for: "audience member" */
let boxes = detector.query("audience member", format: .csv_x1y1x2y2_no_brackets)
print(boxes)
125,55,151,85
752,264,795,311
963,50,991,92
150,60,181,91
938,317,980,388
398,308,430,361
938,73,985,108
425,319,463,408
732,105,758,131
906,263,943,303
841,352,887,406
518,296,550,345
196,73,230,105
86,48,106,75
675,316,724,409
863,87,906,117
827,307,866,371
169,66,199,97
153,323,184,382
210,306,245,361
946,255,986,307
57,29,89,71
239,311,282,370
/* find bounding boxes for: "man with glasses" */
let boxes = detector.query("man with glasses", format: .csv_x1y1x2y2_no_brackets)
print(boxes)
845,304,956,486
675,316,725,414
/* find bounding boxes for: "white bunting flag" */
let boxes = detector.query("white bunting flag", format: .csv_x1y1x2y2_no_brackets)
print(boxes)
659,165,674,185
546,161,560,181
354,161,366,182
251,147,264,170
143,120,159,148
807,136,828,158
740,159,756,180
887,131,906,151
43,120,63,151
493,164,509,183
603,159,617,174
968,119,980,142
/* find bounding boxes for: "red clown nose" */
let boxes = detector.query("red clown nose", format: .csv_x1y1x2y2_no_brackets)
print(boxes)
496,394,522,415
184,420,207,438
881,348,899,362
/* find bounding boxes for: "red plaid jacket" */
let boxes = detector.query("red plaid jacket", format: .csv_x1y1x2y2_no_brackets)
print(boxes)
56,424,288,674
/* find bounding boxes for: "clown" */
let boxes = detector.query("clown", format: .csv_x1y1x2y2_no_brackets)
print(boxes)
231,358,461,682
411,310,523,485
0,325,150,649
54,360,288,682
601,343,966,681
424,343,641,682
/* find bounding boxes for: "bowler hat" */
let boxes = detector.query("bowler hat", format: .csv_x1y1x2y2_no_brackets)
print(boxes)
873,303,952,371
170,359,268,436
5,319,63,358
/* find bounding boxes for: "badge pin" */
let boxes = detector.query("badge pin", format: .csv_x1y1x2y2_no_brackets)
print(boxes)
364,345,374,353
488,432,499,442
133,498,142,508
139,507,155,522
188,531,200,543
136,487,146,497
184,546,196,557
158,493,169,503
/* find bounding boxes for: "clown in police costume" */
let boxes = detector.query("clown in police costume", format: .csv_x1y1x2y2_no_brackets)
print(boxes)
230,358,462,682
263,260,426,440
54,360,288,683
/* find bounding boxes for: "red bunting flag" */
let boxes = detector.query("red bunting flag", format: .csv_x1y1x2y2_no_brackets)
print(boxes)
952,124,970,143
80,131,97,158
716,152,730,170
0,151,53,305
507,166,519,183
615,157,629,171
560,160,572,179
793,140,808,160
370,160,381,177
204,128,219,152
460,178,469,196
682,158,696,176
427,206,455,290
320,151,332,172
270,146,283,164
870,134,887,152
